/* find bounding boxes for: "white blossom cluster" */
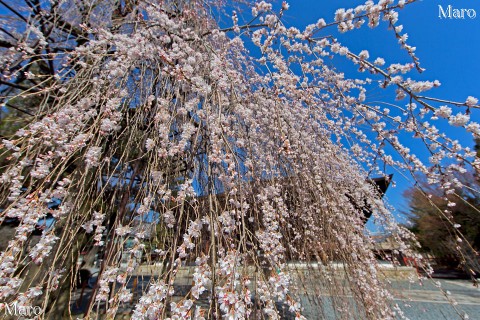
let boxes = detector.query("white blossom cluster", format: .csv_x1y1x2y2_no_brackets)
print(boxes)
82,211,106,246
191,255,212,300
0,0,477,318
96,267,120,302
29,233,59,264
215,252,253,319
132,280,169,320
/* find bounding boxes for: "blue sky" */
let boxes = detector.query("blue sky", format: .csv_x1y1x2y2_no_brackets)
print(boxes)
279,0,480,226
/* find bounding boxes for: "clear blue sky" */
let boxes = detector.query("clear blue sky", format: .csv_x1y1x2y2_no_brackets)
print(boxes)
281,0,480,226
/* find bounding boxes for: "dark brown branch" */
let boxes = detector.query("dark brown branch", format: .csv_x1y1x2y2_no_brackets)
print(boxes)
0,27,18,42
4,102,35,116
0,79,34,91
0,0,28,23
0,38,15,48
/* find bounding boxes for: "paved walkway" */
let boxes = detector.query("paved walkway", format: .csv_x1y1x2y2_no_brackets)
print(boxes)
297,279,480,319
71,272,480,319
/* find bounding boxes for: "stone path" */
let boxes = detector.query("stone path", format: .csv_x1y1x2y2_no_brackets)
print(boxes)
70,266,480,319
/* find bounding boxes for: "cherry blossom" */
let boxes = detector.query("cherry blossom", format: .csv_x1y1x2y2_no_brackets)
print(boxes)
0,0,477,319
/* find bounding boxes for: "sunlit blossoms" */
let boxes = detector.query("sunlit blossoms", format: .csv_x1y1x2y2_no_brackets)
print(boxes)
0,0,478,319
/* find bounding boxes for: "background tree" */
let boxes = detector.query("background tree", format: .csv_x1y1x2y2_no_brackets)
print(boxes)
0,1,479,319
403,172,480,270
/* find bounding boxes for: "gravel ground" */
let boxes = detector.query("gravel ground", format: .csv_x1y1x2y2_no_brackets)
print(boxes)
297,279,480,320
